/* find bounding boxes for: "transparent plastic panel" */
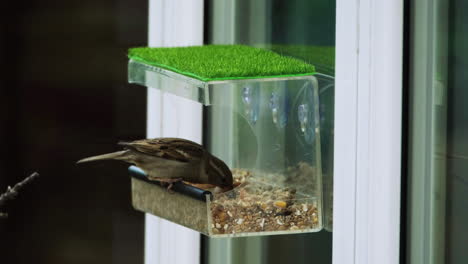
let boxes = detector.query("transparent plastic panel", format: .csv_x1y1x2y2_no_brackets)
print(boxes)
316,73,335,231
128,59,209,104
205,77,323,237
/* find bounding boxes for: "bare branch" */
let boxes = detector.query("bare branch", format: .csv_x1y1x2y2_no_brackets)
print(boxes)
0,172,40,217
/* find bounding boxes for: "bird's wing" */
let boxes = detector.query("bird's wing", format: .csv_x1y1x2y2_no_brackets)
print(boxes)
118,138,205,163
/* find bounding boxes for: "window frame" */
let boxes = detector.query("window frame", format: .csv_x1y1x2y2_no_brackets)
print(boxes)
145,1,204,264
333,1,403,263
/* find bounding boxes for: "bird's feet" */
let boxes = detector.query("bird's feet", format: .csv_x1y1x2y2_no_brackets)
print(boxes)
158,178,183,193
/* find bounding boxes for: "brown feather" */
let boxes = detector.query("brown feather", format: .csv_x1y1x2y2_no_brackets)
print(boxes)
118,138,204,163
77,137,232,188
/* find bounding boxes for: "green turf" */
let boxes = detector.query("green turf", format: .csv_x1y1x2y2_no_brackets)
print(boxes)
270,45,335,76
128,45,316,81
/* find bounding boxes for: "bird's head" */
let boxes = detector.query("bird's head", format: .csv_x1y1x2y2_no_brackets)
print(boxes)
207,155,233,189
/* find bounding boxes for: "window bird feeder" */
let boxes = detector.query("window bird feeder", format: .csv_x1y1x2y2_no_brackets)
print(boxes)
128,45,327,237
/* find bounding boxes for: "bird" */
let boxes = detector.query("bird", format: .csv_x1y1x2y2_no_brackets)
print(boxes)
77,138,233,191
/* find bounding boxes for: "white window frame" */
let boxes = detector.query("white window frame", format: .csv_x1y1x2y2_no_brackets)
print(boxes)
145,0,404,263
145,1,204,264
333,1,403,264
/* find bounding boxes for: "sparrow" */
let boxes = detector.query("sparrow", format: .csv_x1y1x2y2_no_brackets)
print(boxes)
77,138,233,190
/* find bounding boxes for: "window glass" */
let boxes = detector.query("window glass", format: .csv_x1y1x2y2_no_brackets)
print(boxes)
407,0,468,263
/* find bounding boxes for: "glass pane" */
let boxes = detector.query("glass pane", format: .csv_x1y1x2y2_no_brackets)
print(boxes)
445,0,468,261
204,0,335,263
407,0,468,263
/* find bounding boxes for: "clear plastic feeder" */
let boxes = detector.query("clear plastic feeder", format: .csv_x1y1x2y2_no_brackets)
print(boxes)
128,59,324,237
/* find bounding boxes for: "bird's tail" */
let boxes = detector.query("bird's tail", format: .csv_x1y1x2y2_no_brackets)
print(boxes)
76,150,128,164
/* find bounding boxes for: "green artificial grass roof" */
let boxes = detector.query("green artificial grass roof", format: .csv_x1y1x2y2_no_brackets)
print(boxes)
128,45,316,81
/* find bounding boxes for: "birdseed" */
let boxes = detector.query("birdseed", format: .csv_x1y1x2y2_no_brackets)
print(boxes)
209,167,320,235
